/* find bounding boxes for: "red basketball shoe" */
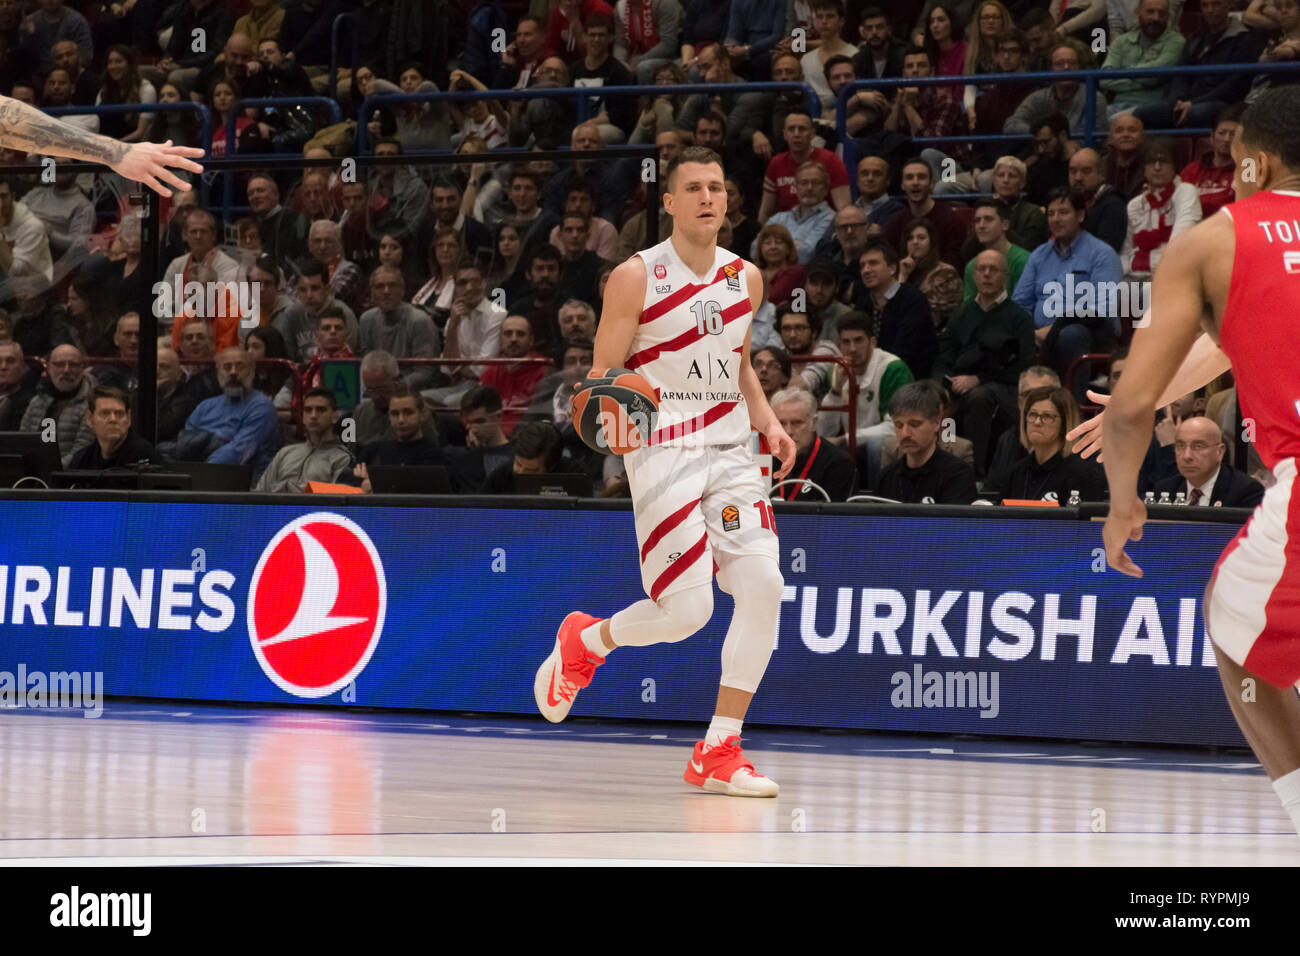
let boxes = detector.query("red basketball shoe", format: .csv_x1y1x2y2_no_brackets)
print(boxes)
534,611,605,723
683,736,779,797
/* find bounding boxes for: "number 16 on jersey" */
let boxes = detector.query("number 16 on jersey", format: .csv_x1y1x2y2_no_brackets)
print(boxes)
691,300,724,335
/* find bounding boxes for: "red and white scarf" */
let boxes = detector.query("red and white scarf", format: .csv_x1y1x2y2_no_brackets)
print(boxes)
622,0,659,55
1131,181,1177,273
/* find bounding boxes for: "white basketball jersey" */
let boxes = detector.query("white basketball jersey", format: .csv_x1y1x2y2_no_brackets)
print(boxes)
629,238,754,448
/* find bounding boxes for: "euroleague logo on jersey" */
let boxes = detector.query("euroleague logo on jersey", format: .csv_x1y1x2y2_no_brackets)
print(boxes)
246,513,387,698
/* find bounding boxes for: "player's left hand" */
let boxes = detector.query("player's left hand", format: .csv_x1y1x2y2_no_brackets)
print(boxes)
110,140,206,197
767,423,797,481
1103,497,1147,578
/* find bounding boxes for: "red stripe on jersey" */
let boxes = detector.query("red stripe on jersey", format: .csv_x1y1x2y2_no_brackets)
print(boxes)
625,299,751,371
649,401,740,445
638,257,743,325
650,531,708,602
640,496,702,563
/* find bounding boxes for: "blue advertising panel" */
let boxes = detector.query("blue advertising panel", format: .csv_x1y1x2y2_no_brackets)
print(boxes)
0,498,1246,746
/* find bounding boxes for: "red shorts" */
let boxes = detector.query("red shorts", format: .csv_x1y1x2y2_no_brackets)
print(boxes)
1208,457,1300,688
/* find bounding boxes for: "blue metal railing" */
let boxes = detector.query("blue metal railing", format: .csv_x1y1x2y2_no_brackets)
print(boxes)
45,102,212,203
329,11,361,105
357,82,823,154
45,101,211,152
835,61,1300,188
220,97,344,217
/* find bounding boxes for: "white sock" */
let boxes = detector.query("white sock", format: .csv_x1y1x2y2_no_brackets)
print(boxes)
580,621,610,657
705,716,743,750
1272,767,1300,835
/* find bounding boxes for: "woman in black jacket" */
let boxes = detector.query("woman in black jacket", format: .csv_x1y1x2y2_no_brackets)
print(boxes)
1002,385,1107,503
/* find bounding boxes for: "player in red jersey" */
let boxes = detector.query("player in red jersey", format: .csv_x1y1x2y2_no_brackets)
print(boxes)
1086,86,1300,834
533,146,798,796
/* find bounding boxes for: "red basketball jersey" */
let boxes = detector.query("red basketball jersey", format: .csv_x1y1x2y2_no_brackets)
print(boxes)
1221,190,1300,470
627,238,754,448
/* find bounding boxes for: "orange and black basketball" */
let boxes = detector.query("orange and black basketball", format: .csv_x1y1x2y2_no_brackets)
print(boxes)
571,367,660,455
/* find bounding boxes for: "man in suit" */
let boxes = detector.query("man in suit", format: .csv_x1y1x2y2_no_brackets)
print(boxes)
1152,416,1264,508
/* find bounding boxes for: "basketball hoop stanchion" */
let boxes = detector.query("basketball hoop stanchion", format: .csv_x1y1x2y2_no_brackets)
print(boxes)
131,185,160,446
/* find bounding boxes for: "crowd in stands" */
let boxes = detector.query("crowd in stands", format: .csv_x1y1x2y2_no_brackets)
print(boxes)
0,0,1284,505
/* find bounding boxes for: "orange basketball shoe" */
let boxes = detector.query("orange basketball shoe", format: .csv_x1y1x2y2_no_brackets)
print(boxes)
534,611,605,723
683,736,779,797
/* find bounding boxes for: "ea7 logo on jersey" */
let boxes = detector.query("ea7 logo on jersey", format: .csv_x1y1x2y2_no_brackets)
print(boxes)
723,263,741,291
656,284,672,294
1285,251,1300,274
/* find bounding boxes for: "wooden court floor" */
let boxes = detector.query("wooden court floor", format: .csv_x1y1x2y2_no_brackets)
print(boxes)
1,703,1296,866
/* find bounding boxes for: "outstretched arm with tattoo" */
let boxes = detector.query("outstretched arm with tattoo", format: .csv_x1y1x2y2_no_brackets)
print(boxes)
0,94,204,196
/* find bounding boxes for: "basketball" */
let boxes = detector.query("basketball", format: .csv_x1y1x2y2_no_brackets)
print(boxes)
571,368,660,455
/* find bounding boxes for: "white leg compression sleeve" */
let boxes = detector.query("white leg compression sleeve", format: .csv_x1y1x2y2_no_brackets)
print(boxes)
607,582,714,647
716,554,784,694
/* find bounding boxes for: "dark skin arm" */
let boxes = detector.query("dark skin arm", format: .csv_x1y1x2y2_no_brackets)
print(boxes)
1101,212,1234,576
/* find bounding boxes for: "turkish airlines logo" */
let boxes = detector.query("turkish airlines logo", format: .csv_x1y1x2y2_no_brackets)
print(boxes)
247,513,387,698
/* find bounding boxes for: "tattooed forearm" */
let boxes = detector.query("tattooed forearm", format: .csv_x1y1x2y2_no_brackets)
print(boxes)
0,96,129,166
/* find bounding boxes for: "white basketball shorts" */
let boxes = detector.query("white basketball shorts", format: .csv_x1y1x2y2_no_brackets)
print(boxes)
623,441,780,603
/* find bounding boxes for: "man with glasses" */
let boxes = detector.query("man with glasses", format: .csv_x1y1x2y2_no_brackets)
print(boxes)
816,205,873,286
1148,417,1263,508
1003,42,1108,138
18,342,96,466
777,301,842,399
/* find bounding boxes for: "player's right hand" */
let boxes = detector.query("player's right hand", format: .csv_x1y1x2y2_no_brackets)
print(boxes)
1103,498,1147,578
110,140,205,196
1066,389,1109,460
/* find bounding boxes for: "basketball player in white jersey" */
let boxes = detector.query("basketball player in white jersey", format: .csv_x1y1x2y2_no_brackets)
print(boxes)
0,94,203,194
534,146,798,796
